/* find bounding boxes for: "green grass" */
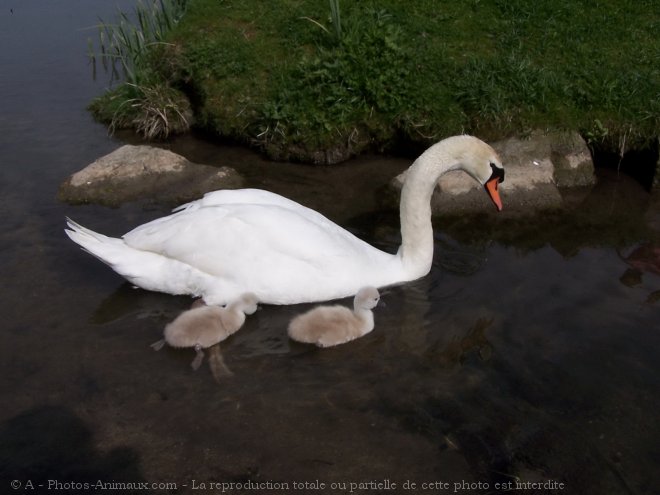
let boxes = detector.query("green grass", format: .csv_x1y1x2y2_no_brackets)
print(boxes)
91,0,660,160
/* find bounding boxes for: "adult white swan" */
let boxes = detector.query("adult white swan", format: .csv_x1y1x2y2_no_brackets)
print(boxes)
65,135,504,305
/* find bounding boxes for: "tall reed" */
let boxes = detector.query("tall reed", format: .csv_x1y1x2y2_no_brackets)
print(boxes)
329,0,342,40
88,0,190,139
301,0,342,43
90,0,187,86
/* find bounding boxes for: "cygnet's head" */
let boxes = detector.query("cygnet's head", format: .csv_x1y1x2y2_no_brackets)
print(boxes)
237,292,259,315
355,286,380,310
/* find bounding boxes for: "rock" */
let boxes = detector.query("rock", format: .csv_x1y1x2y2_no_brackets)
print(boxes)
58,145,244,207
389,131,595,215
549,131,596,188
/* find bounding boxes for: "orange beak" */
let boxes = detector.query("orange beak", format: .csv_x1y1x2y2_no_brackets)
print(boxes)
485,178,503,211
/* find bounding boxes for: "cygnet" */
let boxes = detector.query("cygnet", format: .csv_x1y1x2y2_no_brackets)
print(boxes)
287,287,380,347
152,293,258,369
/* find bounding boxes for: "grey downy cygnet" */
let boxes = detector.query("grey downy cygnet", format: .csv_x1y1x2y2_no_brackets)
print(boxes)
287,287,380,347
152,293,258,370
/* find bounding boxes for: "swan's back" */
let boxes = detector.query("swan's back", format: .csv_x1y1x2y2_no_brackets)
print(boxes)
123,198,400,304
175,189,335,228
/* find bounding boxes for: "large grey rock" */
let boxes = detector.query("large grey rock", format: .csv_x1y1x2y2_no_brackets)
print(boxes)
548,131,595,188
58,145,244,207
390,131,595,215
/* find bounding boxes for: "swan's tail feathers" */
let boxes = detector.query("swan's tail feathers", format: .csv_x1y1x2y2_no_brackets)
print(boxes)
65,217,112,243
65,217,209,298
64,217,129,269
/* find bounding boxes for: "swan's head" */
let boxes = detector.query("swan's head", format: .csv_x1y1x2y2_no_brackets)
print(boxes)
237,292,259,315
355,286,380,310
456,136,505,211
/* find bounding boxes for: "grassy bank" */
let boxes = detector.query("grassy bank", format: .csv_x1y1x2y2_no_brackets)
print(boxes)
90,0,660,163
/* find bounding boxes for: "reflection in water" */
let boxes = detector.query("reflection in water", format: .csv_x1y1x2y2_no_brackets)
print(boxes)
434,234,490,276
90,284,191,325
424,317,494,369
0,406,147,491
619,242,660,280
207,345,234,381
618,241,660,305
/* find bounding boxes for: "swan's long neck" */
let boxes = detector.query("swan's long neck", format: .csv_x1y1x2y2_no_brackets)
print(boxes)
398,147,460,278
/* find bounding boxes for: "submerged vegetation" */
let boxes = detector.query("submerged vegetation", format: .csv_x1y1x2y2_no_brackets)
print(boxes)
90,0,660,161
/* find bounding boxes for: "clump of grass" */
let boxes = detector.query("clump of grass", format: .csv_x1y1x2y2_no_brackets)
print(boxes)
130,85,191,139
256,5,412,158
90,83,191,139
88,0,190,139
